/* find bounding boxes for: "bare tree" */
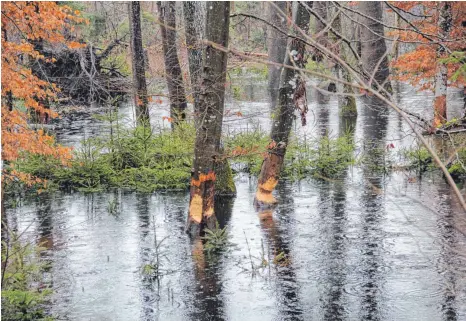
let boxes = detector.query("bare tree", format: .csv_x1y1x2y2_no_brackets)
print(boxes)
255,2,310,207
128,1,149,125
332,9,357,117
157,1,187,128
186,1,231,235
433,2,452,127
359,1,391,92
267,2,288,111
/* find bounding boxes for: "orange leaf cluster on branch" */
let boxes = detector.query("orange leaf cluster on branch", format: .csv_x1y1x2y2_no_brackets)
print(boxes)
389,1,466,90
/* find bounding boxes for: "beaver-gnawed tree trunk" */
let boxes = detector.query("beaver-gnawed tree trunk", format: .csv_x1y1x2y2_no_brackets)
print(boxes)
359,1,392,93
433,2,452,128
186,1,230,235
129,1,149,125
267,2,288,111
157,1,187,128
184,1,236,197
183,1,205,116
255,2,310,207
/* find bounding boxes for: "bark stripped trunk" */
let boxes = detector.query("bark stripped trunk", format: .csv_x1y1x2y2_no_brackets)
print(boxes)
332,11,357,117
183,1,205,116
267,1,288,111
359,2,392,93
157,1,187,128
255,3,310,206
128,1,149,125
186,1,230,235
433,2,452,128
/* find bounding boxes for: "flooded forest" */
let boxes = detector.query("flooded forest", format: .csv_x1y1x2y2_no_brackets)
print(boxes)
2,1,466,320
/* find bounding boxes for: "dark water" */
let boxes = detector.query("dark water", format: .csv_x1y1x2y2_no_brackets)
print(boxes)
5,79,466,320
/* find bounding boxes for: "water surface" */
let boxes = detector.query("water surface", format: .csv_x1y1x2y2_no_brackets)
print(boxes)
5,79,466,320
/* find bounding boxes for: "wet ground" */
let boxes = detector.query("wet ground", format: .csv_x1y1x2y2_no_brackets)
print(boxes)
4,78,466,320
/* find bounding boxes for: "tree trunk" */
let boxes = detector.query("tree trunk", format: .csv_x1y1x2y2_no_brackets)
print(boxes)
359,1,391,93
186,1,230,235
433,2,452,128
255,3,310,207
184,1,236,197
128,1,149,125
332,11,357,117
267,2,288,111
183,1,205,116
157,1,187,128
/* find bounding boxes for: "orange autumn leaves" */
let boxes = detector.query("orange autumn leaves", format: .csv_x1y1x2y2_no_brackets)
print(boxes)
390,2,466,90
1,2,85,183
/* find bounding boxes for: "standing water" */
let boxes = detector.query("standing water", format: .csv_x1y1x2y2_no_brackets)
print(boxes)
5,79,466,320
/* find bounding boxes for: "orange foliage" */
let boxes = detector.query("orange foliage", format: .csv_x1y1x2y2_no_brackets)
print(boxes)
1,2,84,183
390,2,466,90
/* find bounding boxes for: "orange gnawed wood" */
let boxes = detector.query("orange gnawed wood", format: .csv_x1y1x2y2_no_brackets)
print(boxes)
189,186,203,224
191,171,216,187
255,148,284,205
203,179,215,219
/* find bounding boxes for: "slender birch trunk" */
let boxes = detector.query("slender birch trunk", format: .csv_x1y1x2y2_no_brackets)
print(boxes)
433,2,452,128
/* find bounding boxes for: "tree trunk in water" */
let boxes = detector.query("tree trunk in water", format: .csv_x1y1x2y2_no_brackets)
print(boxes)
128,1,149,125
157,1,187,128
186,1,230,235
255,3,310,207
433,3,452,128
359,1,392,93
267,1,288,111
184,1,236,197
332,11,357,118
183,1,205,116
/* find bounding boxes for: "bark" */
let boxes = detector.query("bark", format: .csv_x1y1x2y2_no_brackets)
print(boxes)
433,2,452,127
255,2,310,207
267,2,288,111
129,1,149,125
183,1,205,116
359,2,392,93
157,1,187,128
332,11,357,117
186,1,230,235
